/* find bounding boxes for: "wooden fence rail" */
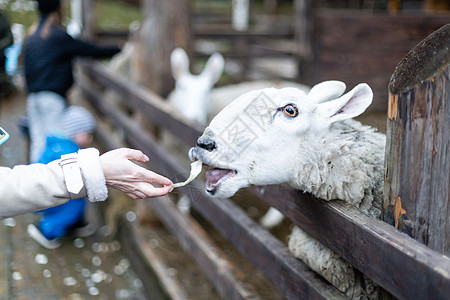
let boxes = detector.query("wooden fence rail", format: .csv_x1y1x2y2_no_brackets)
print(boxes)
76,59,450,300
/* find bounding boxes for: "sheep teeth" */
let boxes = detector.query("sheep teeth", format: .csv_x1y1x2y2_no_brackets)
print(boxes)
205,168,237,193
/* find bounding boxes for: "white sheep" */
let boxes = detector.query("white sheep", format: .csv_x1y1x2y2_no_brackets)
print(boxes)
167,47,225,124
188,81,385,298
168,48,309,216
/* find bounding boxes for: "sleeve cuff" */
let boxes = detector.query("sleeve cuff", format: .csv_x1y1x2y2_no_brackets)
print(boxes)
59,153,87,199
78,148,108,202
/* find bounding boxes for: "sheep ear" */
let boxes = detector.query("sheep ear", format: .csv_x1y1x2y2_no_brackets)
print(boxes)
200,52,225,84
316,83,373,124
170,48,190,80
306,80,346,104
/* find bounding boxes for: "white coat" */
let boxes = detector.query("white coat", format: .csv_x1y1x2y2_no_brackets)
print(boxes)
0,148,107,218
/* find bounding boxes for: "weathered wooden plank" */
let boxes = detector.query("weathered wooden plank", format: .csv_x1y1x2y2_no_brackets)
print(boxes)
137,0,191,96
118,221,184,300
384,24,450,255
81,0,95,38
294,0,313,84
186,189,345,300
195,50,294,59
150,195,262,300
250,185,450,300
193,24,293,38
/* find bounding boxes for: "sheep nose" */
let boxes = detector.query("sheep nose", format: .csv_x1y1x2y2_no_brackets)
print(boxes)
197,138,216,152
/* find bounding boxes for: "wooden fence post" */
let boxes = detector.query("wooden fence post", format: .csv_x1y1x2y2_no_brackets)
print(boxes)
293,0,313,85
81,0,95,39
383,24,449,256
136,0,191,97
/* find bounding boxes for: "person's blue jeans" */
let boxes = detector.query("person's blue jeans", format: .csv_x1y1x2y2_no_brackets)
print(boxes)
27,91,66,162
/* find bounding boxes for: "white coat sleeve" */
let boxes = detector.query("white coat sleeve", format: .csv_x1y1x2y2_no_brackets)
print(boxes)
0,148,108,218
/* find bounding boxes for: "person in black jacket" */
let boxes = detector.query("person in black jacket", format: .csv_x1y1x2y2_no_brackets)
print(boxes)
24,0,121,162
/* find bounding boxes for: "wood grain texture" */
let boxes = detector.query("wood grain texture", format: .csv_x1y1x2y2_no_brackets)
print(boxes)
384,24,450,255
314,12,450,112
136,0,191,97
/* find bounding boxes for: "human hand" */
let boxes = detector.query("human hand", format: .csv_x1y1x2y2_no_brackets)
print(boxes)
99,148,173,199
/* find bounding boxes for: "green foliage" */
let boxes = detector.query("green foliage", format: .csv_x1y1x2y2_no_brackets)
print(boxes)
1,0,141,32
95,0,141,31
0,0,37,29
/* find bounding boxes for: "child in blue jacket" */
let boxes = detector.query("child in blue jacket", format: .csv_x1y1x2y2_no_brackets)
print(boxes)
27,106,96,249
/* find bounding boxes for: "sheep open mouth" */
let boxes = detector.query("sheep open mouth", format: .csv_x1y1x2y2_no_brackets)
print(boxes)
205,168,236,194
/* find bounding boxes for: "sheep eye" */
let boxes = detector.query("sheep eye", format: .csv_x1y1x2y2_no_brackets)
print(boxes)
282,104,298,117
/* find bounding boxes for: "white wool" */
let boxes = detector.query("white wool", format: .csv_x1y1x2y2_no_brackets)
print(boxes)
290,119,385,217
288,227,378,298
78,148,108,202
288,226,355,293
285,119,384,297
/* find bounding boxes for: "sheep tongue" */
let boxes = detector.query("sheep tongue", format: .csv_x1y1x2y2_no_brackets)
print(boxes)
206,168,230,186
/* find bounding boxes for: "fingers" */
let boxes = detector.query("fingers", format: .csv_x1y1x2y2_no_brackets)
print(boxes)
115,148,173,185
120,148,150,163
125,183,173,199
127,191,147,200
144,185,174,198
144,170,173,186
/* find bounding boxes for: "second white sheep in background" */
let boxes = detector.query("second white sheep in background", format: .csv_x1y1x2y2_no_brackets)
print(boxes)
189,81,385,298
167,47,225,124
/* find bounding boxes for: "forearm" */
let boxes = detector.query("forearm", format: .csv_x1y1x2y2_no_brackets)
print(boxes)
70,37,120,58
0,162,73,218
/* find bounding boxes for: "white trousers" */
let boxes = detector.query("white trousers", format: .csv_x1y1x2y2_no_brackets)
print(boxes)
27,91,66,162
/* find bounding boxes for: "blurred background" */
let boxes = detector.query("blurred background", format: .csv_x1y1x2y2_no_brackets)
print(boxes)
0,1,449,299
2,0,449,113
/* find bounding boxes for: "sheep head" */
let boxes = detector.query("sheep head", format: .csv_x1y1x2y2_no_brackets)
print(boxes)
189,81,373,198
168,48,225,124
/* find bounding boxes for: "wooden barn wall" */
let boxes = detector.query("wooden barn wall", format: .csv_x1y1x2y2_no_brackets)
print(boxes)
313,12,450,112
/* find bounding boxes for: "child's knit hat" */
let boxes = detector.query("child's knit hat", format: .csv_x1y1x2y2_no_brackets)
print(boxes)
62,106,96,139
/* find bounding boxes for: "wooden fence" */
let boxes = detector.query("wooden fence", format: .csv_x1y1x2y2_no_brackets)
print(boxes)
75,55,450,299
192,12,450,111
